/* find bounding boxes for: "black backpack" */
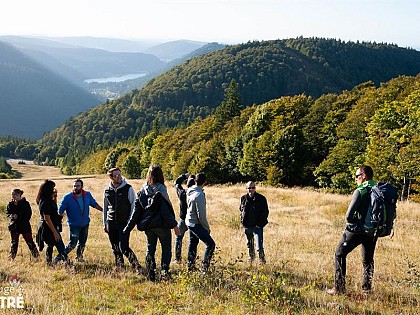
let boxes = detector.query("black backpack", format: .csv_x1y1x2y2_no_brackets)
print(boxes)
363,181,398,238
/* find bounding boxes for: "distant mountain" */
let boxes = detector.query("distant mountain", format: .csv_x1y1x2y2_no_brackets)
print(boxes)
143,39,207,61
0,36,165,80
39,36,161,52
138,38,420,110
0,41,100,139
165,42,226,69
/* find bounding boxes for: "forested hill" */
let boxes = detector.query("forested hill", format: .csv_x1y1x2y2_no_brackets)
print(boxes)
33,38,420,168
137,37,420,110
0,41,99,139
76,75,420,199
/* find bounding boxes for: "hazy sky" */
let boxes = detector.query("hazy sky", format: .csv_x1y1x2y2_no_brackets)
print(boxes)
1,0,419,48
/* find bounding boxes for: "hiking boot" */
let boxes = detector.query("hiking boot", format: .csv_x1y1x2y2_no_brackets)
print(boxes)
326,287,345,295
258,249,266,265
147,269,156,282
65,258,73,268
31,250,40,259
248,249,256,263
76,256,86,263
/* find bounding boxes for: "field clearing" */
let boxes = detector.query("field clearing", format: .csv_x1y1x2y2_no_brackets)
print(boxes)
0,161,419,314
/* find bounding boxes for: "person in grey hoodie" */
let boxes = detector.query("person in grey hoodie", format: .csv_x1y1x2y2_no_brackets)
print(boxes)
185,173,215,273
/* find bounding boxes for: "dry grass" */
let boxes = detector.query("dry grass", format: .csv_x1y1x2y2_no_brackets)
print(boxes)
0,161,419,314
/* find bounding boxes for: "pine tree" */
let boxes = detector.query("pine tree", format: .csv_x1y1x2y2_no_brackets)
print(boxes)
214,79,243,125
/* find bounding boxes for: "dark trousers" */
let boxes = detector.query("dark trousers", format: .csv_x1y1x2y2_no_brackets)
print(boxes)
334,230,377,291
187,224,216,271
145,228,172,277
107,221,140,268
10,232,39,259
45,237,67,263
174,219,188,261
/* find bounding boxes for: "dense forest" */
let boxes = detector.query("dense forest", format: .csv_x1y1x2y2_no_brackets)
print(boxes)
138,37,420,109
75,75,420,199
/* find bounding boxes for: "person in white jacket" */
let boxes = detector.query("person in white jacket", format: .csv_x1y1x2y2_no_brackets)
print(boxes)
185,173,215,273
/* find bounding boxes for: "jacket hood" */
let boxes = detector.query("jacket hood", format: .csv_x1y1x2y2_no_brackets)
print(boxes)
142,183,159,197
187,185,202,196
141,183,171,204
108,179,127,190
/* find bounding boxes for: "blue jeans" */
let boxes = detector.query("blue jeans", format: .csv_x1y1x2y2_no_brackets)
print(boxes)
244,227,264,252
187,224,215,271
174,219,188,261
145,228,172,272
65,225,89,258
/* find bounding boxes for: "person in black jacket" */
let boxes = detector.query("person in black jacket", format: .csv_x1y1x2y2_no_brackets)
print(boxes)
124,165,179,281
327,165,377,295
173,173,195,263
103,167,142,273
36,180,69,265
239,181,269,264
7,188,39,260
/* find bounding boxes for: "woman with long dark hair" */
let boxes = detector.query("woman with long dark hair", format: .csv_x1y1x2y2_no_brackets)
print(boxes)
6,188,39,260
125,165,179,281
36,180,69,265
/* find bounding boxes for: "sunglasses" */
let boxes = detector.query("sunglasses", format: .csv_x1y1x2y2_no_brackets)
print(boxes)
355,173,363,179
247,187,256,190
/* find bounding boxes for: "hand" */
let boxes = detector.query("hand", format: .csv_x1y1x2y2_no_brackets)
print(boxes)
173,226,181,236
53,231,61,242
12,214,18,220
103,225,108,233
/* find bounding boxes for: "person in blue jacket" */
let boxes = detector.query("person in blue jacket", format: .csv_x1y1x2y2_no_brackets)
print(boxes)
58,178,103,262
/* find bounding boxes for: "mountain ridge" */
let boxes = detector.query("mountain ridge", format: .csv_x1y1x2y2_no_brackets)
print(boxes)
0,41,100,139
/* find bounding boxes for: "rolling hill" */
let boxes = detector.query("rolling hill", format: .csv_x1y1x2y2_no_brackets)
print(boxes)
137,37,420,110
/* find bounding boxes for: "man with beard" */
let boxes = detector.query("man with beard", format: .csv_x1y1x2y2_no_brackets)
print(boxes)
58,178,103,262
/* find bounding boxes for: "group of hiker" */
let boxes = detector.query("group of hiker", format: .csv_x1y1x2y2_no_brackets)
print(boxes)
5,165,268,280
5,164,387,294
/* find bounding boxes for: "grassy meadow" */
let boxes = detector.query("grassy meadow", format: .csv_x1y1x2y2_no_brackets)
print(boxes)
0,161,419,314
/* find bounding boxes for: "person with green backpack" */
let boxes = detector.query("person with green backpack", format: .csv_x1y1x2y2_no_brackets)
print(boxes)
327,165,377,295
